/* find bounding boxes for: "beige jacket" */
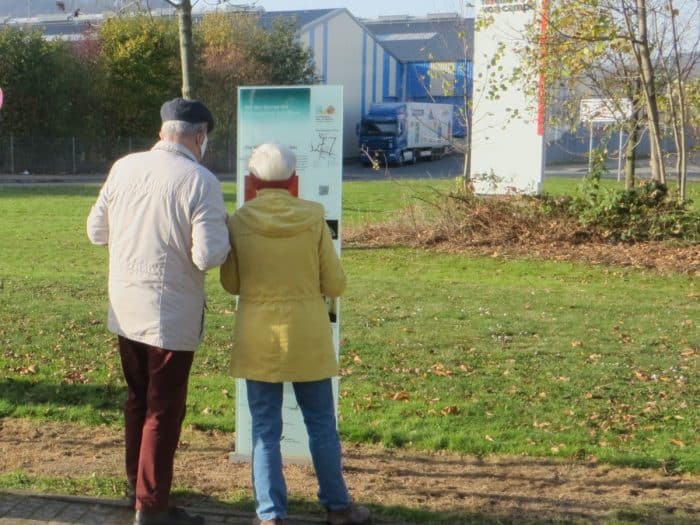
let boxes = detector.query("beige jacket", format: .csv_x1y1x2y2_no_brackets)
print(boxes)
220,189,346,382
87,141,230,351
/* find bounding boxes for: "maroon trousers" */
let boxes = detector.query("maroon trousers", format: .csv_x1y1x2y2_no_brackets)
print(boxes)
118,335,194,512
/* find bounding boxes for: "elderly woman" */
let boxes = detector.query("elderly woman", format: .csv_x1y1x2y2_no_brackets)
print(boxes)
220,143,370,525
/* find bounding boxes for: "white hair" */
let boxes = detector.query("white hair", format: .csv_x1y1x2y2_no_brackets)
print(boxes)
248,143,296,181
160,120,208,138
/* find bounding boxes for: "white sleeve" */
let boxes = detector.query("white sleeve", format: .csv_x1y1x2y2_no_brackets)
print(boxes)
86,181,110,246
190,174,230,271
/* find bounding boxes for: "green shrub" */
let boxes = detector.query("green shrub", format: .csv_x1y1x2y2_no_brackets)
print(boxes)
571,180,700,242
565,155,700,241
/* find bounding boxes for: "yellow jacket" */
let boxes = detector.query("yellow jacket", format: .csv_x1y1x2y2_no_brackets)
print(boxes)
220,189,346,382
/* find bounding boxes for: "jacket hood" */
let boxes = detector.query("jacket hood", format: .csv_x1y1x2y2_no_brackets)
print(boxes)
235,189,323,237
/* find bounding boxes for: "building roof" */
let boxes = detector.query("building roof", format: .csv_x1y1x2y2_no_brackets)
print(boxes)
1,13,102,39
363,13,473,63
1,7,347,41
256,9,342,32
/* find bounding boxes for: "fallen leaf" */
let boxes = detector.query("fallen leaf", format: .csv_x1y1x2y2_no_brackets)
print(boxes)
634,370,651,381
431,364,453,377
440,405,460,416
390,391,409,401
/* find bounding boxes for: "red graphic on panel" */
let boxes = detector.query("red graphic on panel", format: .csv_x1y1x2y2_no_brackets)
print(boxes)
244,174,299,202
536,0,550,136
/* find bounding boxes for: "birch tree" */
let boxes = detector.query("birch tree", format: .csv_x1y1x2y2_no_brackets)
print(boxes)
524,0,699,200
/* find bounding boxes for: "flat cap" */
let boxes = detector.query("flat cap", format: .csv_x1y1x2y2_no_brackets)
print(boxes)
160,97,215,133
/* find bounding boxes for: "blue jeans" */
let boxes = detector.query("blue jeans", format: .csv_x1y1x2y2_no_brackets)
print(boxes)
246,378,350,521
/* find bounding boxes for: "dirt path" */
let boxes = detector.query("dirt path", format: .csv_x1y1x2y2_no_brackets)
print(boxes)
1,418,698,524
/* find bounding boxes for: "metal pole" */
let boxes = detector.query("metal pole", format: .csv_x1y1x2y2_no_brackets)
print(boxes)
228,135,233,174
587,123,593,174
10,134,14,174
617,129,623,182
72,136,77,174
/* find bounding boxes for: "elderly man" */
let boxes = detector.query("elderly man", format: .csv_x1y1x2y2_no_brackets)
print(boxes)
87,98,230,525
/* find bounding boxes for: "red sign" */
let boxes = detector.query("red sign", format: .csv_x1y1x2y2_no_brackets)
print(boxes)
243,174,298,202
0,87,4,110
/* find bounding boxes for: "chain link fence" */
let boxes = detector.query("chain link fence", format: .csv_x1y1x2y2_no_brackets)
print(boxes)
0,135,237,176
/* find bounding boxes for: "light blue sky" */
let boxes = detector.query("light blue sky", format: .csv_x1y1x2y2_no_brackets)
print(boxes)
252,0,469,19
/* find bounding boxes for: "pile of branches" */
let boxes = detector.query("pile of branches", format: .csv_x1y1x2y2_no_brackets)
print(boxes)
344,187,700,275
346,193,591,247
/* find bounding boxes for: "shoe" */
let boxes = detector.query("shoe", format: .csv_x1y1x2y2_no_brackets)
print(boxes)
134,506,205,525
251,518,285,525
326,504,371,525
126,484,136,507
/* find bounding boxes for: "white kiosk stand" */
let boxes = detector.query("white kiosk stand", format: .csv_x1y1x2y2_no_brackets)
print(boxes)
470,0,546,194
230,85,344,463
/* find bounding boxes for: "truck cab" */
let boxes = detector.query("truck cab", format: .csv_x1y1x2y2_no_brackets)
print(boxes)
358,103,410,166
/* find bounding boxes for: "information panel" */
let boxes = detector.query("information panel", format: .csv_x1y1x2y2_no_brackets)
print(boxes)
231,85,344,463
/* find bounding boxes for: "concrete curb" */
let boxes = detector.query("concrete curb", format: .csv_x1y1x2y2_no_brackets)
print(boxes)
0,490,328,524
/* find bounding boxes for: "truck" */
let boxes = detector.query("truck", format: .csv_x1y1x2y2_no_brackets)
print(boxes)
358,102,453,166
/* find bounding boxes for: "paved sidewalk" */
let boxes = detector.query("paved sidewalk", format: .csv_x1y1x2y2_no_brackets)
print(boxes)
0,491,326,525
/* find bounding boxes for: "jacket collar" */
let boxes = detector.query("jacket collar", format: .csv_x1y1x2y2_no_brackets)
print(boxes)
152,140,198,163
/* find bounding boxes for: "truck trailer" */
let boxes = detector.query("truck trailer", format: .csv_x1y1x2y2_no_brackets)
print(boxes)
358,102,453,166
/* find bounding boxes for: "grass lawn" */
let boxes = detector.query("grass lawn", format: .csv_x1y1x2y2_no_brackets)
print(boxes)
0,177,698,518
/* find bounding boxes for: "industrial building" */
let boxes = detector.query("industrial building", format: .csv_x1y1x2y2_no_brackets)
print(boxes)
258,9,471,157
362,14,472,138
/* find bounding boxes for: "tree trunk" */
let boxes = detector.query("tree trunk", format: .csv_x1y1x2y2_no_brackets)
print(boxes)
178,0,194,99
624,121,637,190
462,103,472,193
633,0,666,184
667,0,688,202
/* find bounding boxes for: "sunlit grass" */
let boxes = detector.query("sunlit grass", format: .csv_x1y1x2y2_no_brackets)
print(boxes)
1,180,698,523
